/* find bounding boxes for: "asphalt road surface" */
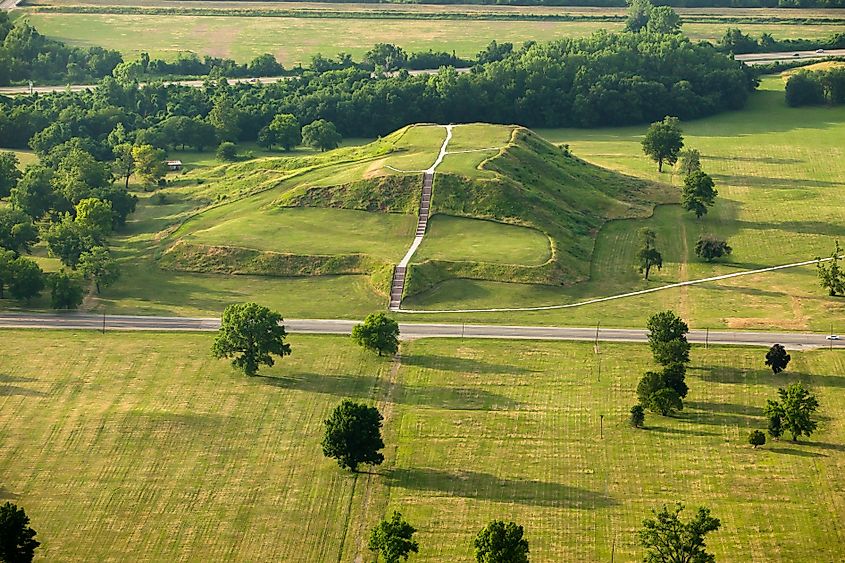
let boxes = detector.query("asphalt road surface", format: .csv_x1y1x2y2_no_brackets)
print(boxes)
1,312,842,349
736,49,845,65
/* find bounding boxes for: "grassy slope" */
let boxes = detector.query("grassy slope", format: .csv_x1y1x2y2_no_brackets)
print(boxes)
21,10,839,66
403,77,845,332
2,330,843,561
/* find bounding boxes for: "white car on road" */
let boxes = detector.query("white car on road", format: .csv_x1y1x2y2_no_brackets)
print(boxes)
826,335,840,340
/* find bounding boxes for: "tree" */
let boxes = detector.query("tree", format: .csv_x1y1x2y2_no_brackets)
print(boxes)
646,311,690,367
748,430,766,449
646,6,681,35
368,511,419,563
681,171,717,218
0,208,38,255
43,215,96,269
10,165,55,220
212,302,291,376
767,411,783,440
637,228,663,280
321,399,385,472
694,235,731,262
260,113,301,151
112,142,135,189
0,151,22,198
352,312,400,356
650,390,682,418
785,72,826,107
365,43,408,71
630,404,645,428
74,198,114,240
302,119,342,152
474,520,529,563
50,270,83,309
0,249,14,299
641,116,683,173
625,0,653,33
216,141,238,162
132,144,167,187
638,503,720,563
764,344,791,374
817,240,844,296
78,246,120,294
209,95,241,142
0,502,40,563
662,362,688,399
8,257,44,303
247,53,284,77
764,382,819,442
676,148,701,177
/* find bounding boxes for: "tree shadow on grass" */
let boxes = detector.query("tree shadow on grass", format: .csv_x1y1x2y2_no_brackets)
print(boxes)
767,447,827,458
646,425,719,437
0,373,47,397
686,401,764,418
694,366,845,389
383,467,617,509
0,486,20,500
259,372,519,410
402,354,537,376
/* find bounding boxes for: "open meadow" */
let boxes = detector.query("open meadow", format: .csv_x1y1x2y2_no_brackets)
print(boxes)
19,10,840,66
1,330,843,561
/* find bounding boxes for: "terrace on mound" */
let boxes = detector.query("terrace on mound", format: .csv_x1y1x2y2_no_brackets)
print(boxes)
158,123,673,305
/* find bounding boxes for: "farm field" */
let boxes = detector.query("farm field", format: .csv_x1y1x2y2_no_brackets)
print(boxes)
401,76,845,332
20,11,839,66
1,330,844,561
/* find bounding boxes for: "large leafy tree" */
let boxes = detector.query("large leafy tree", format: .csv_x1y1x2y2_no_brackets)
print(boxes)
694,235,731,262
78,246,120,294
0,502,40,563
262,113,301,151
74,198,114,241
368,511,419,563
131,144,167,187
0,208,38,255
212,302,291,376
302,119,342,152
681,171,717,218
764,344,791,374
764,382,819,442
43,215,96,269
638,503,721,563
646,311,691,367
646,5,682,34
10,165,55,220
7,256,44,303
352,312,400,356
641,116,684,172
637,228,663,281
0,151,22,198
0,249,15,299
474,520,529,563
321,399,385,472
50,270,84,310
817,240,844,296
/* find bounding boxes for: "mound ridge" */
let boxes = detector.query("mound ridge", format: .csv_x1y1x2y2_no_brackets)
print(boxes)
161,124,673,300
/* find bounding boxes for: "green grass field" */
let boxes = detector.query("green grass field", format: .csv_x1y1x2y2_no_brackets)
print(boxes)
402,76,845,332
414,215,552,265
21,10,839,66
2,330,843,561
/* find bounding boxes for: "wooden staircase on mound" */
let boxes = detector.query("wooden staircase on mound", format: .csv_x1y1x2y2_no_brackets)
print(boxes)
388,171,433,311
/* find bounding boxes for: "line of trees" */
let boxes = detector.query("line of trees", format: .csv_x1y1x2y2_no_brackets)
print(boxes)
1,31,756,153
785,68,845,107
717,28,845,55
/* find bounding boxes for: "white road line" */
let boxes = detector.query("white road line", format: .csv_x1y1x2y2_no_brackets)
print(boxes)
399,255,844,314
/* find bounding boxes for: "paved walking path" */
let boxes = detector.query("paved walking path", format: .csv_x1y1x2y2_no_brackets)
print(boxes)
398,255,844,314
388,124,453,311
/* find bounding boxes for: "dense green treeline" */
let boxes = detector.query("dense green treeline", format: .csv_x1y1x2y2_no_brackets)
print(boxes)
0,32,754,151
785,67,845,105
137,0,845,8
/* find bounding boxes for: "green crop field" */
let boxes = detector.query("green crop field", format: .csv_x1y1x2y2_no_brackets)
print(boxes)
402,76,845,332
20,10,839,66
1,330,843,561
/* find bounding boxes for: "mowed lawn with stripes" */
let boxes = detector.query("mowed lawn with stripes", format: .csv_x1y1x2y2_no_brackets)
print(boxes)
2,330,844,561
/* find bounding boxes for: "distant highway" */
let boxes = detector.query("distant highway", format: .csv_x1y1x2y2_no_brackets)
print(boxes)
0,312,842,349
0,0,20,10
0,67,469,96
736,49,845,66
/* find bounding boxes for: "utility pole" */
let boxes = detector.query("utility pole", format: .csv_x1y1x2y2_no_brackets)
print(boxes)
599,414,604,439
610,537,616,563
705,327,709,349
102,311,106,334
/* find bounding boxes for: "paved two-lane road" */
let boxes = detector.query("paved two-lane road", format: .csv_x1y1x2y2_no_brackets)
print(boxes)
736,48,845,66
0,312,841,349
